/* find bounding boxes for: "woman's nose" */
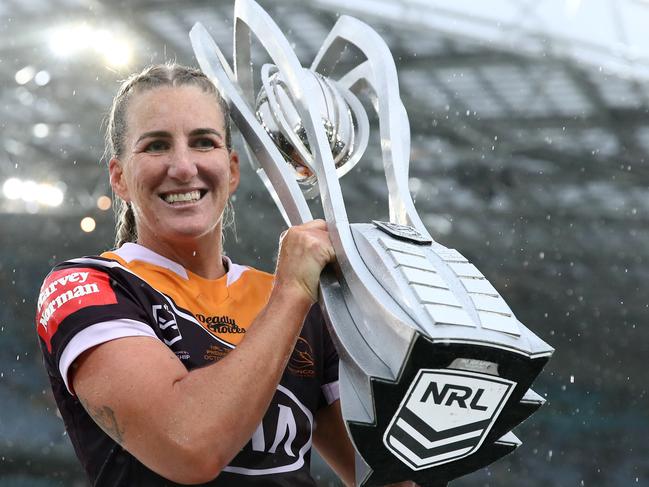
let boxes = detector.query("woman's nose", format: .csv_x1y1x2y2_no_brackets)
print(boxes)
167,146,198,181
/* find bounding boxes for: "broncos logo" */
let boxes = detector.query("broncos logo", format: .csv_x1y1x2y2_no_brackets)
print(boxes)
287,337,315,377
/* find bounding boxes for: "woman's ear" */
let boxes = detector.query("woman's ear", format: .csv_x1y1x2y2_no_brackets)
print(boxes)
109,158,130,202
228,150,240,195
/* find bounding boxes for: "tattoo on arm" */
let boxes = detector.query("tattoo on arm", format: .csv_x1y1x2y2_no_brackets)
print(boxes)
79,398,126,444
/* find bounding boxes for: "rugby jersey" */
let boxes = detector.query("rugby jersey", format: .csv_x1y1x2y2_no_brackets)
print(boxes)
36,243,339,486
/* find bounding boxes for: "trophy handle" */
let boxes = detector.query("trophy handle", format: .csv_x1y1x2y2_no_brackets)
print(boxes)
311,15,430,239
190,22,312,226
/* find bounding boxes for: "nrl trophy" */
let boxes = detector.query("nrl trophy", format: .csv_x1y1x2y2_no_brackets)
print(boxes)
190,1,554,485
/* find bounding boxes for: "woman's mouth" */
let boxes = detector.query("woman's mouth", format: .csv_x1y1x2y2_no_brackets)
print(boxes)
161,190,205,204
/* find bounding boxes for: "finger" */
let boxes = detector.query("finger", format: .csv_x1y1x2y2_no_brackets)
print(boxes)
300,219,328,230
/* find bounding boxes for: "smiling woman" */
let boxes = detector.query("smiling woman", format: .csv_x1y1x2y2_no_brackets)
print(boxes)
104,65,234,251
108,84,239,277
35,64,357,487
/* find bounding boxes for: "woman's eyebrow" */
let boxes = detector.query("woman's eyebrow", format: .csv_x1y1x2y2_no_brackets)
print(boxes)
189,128,223,138
134,128,223,145
135,130,171,144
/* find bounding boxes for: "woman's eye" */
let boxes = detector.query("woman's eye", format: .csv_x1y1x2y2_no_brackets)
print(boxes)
145,140,169,152
192,138,218,150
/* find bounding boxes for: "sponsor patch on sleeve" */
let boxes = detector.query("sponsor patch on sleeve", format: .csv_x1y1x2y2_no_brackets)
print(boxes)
36,267,118,353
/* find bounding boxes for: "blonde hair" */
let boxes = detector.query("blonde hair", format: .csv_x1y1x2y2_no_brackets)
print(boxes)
104,63,232,248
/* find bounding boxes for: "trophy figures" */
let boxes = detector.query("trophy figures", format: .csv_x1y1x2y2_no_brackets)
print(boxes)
190,1,554,485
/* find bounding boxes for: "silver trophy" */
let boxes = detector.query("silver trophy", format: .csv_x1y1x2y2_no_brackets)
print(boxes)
190,1,553,485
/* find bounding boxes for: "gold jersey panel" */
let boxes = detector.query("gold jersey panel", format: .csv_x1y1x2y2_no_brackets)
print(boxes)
102,250,273,348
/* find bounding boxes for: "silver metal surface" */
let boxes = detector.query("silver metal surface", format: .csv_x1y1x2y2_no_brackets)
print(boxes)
190,1,554,485
255,66,368,198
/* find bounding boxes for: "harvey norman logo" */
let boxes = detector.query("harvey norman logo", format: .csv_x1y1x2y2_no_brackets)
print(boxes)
383,368,516,471
38,271,95,330
36,268,117,352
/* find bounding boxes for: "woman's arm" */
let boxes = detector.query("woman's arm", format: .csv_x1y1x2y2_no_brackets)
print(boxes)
72,220,334,484
313,400,421,487
313,400,357,486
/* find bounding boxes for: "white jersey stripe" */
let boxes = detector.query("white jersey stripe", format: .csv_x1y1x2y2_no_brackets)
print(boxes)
321,380,340,405
59,319,157,395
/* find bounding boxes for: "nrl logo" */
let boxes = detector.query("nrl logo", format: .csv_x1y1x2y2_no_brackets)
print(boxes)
383,368,516,471
152,303,182,346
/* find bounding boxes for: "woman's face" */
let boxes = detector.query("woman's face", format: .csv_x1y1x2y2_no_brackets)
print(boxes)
109,85,239,248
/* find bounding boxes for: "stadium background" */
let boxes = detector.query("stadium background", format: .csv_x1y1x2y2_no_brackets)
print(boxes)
0,0,647,485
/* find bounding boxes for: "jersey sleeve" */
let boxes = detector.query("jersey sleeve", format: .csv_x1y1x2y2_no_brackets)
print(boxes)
36,264,156,394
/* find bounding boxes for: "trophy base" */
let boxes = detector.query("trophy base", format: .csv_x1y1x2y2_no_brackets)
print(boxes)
345,334,550,487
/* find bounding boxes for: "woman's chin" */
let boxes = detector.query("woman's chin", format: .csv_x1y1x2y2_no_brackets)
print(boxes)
135,212,223,248
143,224,219,246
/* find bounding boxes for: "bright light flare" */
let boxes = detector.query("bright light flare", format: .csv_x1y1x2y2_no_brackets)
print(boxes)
2,178,65,207
20,180,39,202
33,123,50,138
49,23,133,67
15,66,35,85
37,184,65,207
50,25,88,58
2,178,23,200
80,217,96,233
34,70,51,86
96,195,112,211
104,39,132,67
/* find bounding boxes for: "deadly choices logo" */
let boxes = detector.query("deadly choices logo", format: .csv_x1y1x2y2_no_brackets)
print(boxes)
383,368,516,471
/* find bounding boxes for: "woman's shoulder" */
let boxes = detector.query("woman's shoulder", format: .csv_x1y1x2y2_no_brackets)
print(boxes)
37,253,140,303
42,253,123,276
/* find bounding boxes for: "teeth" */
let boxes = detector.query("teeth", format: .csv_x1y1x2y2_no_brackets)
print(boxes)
163,190,201,204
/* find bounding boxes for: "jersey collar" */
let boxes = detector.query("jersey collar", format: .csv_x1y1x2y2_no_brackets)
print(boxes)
112,242,248,286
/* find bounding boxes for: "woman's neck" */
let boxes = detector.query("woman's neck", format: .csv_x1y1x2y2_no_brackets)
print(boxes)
136,233,226,280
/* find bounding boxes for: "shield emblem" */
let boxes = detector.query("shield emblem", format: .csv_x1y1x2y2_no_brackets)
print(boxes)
152,303,182,346
383,368,516,470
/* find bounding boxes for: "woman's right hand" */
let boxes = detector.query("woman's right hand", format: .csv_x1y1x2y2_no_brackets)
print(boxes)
273,219,336,303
